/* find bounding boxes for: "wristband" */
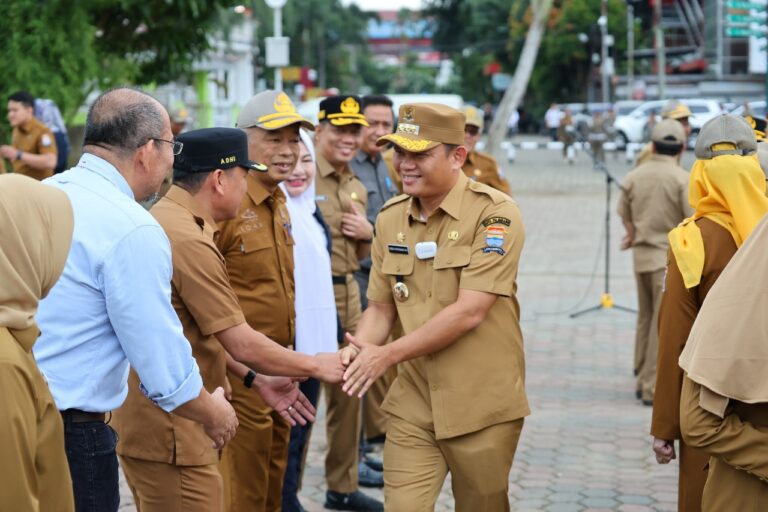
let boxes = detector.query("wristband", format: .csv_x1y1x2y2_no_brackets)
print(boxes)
243,369,257,389
16,150,22,161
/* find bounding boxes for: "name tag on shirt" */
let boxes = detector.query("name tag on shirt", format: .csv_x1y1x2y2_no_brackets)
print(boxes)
415,241,437,260
388,244,409,254
315,195,327,201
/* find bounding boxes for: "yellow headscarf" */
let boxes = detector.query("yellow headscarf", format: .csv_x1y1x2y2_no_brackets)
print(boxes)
0,174,73,349
668,152,768,289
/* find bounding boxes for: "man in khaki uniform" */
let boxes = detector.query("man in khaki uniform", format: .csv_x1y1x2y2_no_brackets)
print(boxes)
114,128,344,511
617,119,692,405
314,95,383,511
1,91,57,180
461,105,511,194
341,103,529,511
635,100,692,166
213,91,321,512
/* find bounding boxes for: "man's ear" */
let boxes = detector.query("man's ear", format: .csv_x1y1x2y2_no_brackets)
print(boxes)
210,169,226,195
454,144,468,168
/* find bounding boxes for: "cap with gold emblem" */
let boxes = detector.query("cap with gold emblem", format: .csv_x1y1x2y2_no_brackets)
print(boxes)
377,103,465,153
174,128,268,174
237,90,315,131
661,100,693,121
694,114,757,160
317,95,369,126
463,106,484,130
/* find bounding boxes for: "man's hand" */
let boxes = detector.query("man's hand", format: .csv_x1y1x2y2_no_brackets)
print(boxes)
339,344,360,366
652,437,676,464
0,145,17,160
620,234,633,251
203,387,238,449
342,332,393,397
312,352,347,383
341,201,374,241
256,376,316,426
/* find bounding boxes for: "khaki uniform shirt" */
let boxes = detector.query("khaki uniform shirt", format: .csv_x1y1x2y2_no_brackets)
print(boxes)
368,172,529,440
617,154,693,273
315,155,369,276
113,186,245,466
462,150,511,195
651,218,737,441
0,326,74,511
217,175,295,347
11,117,57,181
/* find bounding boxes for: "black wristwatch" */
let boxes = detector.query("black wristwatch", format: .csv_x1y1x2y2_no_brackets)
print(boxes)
15,150,22,161
243,369,257,389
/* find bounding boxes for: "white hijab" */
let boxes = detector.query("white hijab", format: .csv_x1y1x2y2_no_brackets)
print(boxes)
280,130,338,355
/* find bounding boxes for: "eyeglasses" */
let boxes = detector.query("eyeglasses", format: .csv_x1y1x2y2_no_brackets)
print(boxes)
151,138,183,155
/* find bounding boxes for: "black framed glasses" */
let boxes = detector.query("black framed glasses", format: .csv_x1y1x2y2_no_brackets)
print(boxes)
151,138,183,155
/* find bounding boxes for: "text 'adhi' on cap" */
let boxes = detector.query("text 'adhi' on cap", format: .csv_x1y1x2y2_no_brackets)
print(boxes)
237,90,315,131
174,127,267,174
694,114,757,160
317,95,369,127
463,106,484,129
377,103,465,153
662,99,692,120
651,119,686,145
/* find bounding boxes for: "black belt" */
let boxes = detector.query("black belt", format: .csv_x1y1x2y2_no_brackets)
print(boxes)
332,275,347,285
60,409,107,423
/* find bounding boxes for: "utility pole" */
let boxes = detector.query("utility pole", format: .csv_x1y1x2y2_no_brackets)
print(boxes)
627,5,634,100
599,0,610,103
654,0,666,98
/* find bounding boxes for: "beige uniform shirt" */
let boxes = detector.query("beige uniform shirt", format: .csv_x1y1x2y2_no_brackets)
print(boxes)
114,186,245,466
368,172,530,440
462,150,512,195
315,155,369,276
617,154,693,273
0,326,74,511
10,118,57,181
217,175,296,347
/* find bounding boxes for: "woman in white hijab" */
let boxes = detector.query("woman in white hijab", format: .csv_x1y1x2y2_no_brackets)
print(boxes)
0,174,75,511
280,129,339,512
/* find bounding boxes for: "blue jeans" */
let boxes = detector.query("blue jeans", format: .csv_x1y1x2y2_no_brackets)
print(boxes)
64,421,120,512
282,378,321,511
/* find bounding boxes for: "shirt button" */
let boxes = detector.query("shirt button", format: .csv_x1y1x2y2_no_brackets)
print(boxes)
431,384,438,391
446,259,452,264
396,266,401,272
427,291,432,298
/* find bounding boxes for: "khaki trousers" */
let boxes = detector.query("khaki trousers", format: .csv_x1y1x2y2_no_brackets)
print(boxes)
326,275,363,492
384,416,524,512
679,440,709,512
634,268,665,401
119,455,223,512
363,367,396,440
219,379,291,511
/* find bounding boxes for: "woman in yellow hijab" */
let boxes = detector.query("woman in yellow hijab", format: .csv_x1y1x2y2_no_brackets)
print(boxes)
650,114,768,512
0,174,75,511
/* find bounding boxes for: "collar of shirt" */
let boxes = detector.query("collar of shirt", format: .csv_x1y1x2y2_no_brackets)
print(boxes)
164,185,218,239
648,153,681,166
408,172,467,223
75,153,135,200
246,172,286,207
354,150,380,166
317,154,352,180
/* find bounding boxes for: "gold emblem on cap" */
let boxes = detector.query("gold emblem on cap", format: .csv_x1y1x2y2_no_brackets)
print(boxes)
393,282,410,302
448,231,459,241
341,97,360,114
396,232,405,243
274,92,295,113
402,107,415,123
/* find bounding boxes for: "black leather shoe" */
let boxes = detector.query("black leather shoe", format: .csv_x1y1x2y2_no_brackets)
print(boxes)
325,490,383,511
357,461,384,488
362,452,384,472
282,494,307,512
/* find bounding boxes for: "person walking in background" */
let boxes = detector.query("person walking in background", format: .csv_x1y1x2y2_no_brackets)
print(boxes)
651,115,768,512
617,119,692,406
589,111,607,168
558,109,576,165
0,174,75,512
1,91,57,180
544,103,561,141
280,130,341,512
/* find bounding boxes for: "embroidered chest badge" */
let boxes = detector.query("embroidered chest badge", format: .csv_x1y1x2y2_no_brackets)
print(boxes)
483,225,506,255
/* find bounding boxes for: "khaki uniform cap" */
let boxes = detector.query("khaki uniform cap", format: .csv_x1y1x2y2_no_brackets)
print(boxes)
237,90,315,131
662,100,693,120
463,105,484,129
651,119,686,145
377,103,465,153
694,114,757,160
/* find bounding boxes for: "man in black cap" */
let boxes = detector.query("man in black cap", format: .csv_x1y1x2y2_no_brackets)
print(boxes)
113,127,348,512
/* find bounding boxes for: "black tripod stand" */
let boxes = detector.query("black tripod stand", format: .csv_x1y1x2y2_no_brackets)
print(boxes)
571,159,636,318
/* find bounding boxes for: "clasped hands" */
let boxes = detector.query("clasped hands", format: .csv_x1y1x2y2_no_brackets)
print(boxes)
336,332,393,398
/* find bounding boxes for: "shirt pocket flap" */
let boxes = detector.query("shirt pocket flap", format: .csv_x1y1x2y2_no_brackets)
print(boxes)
241,233,274,253
433,246,471,270
381,252,415,276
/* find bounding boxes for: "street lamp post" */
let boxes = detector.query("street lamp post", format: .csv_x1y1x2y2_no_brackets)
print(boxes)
265,0,288,91
598,0,610,104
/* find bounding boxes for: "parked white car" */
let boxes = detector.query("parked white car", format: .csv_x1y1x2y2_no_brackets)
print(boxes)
613,99,721,148
731,101,766,120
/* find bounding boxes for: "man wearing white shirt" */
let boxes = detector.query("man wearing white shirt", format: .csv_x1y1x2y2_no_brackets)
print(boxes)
544,103,562,141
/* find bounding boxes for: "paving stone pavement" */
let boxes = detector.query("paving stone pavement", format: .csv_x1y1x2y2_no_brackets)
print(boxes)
119,140,698,511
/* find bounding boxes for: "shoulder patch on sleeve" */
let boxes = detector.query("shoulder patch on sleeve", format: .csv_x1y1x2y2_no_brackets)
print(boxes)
482,216,511,227
380,193,410,211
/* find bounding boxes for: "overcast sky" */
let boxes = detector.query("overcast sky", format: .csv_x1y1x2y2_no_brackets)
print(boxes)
341,0,426,11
